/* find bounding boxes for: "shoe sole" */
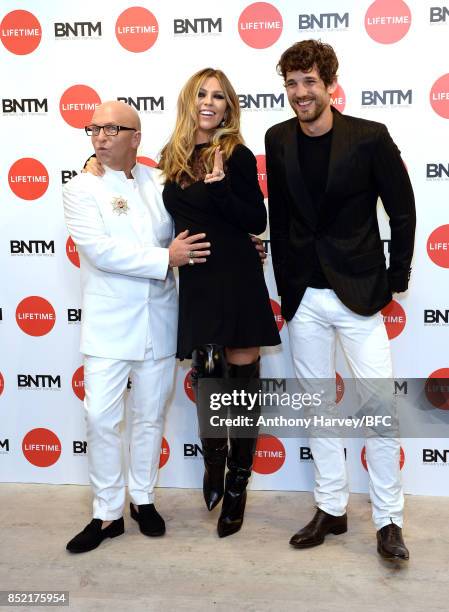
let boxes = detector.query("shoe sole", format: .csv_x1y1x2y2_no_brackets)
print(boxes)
130,507,165,537
377,544,409,561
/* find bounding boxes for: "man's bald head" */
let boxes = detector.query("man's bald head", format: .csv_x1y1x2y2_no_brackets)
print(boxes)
92,100,141,131
90,100,141,174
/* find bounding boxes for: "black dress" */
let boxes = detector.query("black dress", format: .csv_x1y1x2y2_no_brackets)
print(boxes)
163,143,281,359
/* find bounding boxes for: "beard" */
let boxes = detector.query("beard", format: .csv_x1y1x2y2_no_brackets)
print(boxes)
291,96,327,123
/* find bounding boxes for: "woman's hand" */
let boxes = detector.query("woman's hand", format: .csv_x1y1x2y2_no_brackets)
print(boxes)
204,147,225,183
82,156,104,177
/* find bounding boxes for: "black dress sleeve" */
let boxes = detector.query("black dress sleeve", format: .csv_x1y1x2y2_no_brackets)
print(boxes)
205,144,267,235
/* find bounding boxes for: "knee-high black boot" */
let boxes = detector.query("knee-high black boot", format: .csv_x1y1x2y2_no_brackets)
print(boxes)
217,359,260,538
191,344,228,511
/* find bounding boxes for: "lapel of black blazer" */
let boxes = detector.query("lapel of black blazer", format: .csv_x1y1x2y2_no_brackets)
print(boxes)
319,107,351,224
283,118,318,230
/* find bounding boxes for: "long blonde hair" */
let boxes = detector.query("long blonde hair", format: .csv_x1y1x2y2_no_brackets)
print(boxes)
159,68,244,183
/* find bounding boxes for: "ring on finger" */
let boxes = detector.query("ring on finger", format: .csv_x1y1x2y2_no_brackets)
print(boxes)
188,257,194,266
188,251,195,258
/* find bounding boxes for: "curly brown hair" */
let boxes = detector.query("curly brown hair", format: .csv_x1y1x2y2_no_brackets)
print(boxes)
277,39,338,86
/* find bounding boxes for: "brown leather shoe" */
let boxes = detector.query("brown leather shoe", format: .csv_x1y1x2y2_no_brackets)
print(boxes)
377,523,409,560
289,508,347,549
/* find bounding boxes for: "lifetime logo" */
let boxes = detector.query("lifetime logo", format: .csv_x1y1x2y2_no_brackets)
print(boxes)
117,96,164,112
173,17,222,34
256,155,267,198
270,299,285,332
17,374,61,390
115,7,158,52
10,240,55,256
424,309,449,325
381,300,406,339
238,93,284,110
66,236,80,267
0,439,9,453
61,170,78,184
59,85,101,129
0,10,41,54
362,445,405,471
330,84,346,112
253,434,286,474
423,449,449,463
425,368,449,410
427,163,449,179
0,371,4,395
72,366,84,401
238,2,283,49
299,12,349,30
427,225,449,268
8,158,49,200
67,309,82,323
54,21,102,38
184,369,195,403
365,0,412,44
361,89,412,106
430,74,449,119
16,296,56,336
2,98,47,114
430,7,449,22
159,437,170,468
22,428,62,467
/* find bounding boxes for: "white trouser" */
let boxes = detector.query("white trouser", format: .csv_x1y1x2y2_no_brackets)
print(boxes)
83,348,175,520
288,288,404,530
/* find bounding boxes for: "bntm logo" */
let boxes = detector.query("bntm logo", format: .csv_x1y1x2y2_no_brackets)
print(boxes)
115,7,158,52
159,437,170,468
365,0,411,44
381,300,406,339
427,225,449,268
8,158,49,200
253,434,286,474
0,10,41,55
238,2,283,49
270,299,285,332
16,296,56,336
22,428,62,467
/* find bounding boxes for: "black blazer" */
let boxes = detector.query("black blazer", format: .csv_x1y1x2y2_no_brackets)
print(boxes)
265,108,416,320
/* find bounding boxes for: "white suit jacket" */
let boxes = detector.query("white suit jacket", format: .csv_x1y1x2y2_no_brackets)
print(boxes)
63,163,177,361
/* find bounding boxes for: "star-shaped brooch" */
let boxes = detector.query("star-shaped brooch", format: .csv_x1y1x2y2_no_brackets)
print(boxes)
111,196,130,215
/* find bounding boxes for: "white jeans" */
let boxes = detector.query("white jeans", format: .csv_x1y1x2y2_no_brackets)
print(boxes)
288,288,404,530
83,348,175,520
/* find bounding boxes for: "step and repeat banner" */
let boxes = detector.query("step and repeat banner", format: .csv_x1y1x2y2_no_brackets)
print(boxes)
1,0,448,496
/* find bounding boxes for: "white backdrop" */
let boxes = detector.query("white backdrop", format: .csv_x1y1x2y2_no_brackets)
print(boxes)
1,0,449,496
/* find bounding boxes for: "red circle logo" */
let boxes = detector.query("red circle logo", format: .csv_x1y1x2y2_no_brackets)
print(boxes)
0,372,4,396
184,369,195,403
8,158,49,200
336,372,345,404
136,156,158,168
361,445,404,471
238,3,283,49
0,10,41,55
270,299,285,332
430,74,449,119
72,366,85,401
365,0,411,44
115,7,159,52
425,368,449,410
255,155,267,198
331,84,346,112
59,85,101,129
253,434,286,474
427,225,449,268
16,296,56,336
159,436,170,468
381,300,406,339
66,236,80,268
22,428,62,467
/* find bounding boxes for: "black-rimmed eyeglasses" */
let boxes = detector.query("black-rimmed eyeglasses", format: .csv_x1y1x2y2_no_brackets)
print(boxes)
85,124,137,136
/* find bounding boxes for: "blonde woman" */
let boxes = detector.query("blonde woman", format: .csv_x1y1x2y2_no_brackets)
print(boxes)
160,68,280,537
